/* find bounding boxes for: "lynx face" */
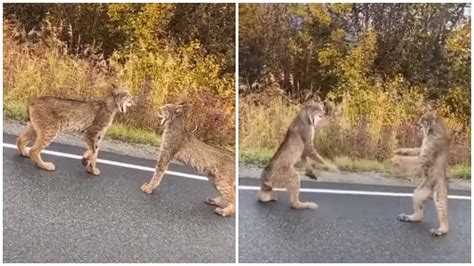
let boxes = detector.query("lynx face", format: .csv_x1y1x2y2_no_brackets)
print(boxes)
112,89,133,113
418,111,437,137
304,102,325,126
158,103,187,126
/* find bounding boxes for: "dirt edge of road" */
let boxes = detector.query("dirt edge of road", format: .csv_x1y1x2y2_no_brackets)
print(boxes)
4,119,470,190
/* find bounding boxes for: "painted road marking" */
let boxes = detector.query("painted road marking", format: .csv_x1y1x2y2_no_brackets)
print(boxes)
3,143,207,181
4,143,470,200
238,185,471,200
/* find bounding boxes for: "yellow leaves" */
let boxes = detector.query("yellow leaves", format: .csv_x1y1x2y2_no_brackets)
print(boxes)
318,46,338,66
330,29,346,43
329,3,352,14
307,4,331,25
109,39,233,110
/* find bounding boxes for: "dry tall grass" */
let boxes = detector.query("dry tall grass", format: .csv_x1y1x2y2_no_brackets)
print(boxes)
239,83,470,167
3,21,235,147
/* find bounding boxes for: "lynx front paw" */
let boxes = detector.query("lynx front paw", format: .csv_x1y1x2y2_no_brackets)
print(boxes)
40,162,56,171
141,183,154,194
86,165,101,176
305,201,318,210
397,213,410,222
204,197,219,206
90,168,101,176
430,228,448,236
20,147,31,157
214,207,233,217
397,213,421,222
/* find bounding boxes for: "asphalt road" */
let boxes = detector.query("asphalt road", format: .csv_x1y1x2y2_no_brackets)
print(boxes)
3,133,235,263
239,178,471,263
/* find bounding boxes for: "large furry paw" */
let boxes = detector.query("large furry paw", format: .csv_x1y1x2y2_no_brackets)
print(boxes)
140,183,154,194
40,162,56,171
258,191,278,202
19,147,31,157
214,207,232,217
87,167,101,176
430,228,448,236
204,197,225,207
292,201,318,210
305,201,318,210
397,213,421,222
304,170,318,180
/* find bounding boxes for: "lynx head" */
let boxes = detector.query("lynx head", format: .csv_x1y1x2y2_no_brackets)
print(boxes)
158,103,190,127
418,110,444,137
302,101,325,126
109,85,133,113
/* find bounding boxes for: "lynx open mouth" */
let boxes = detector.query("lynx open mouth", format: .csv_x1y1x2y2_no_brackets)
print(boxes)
158,111,168,126
120,99,134,113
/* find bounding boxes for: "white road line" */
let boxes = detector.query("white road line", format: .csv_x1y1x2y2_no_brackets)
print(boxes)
4,143,471,200
3,143,208,181
238,186,471,200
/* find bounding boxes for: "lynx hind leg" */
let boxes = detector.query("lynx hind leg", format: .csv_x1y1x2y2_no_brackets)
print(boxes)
29,128,57,171
83,132,105,176
258,170,278,202
398,185,432,222
258,190,278,202
214,179,235,217
287,169,317,210
81,149,92,166
431,182,449,236
16,123,36,157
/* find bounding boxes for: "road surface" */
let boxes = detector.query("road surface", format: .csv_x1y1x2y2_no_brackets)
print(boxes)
3,133,235,263
239,177,470,263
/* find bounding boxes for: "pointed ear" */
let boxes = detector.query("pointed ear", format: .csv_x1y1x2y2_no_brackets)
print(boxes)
108,85,119,97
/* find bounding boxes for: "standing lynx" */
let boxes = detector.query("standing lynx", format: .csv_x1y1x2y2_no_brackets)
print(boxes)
392,110,451,236
16,86,133,175
140,103,235,217
258,101,337,209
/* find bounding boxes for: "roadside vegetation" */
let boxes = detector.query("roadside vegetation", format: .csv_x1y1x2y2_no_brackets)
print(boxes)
3,3,235,150
239,4,471,179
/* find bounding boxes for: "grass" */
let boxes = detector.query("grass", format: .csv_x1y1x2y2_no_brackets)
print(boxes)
240,148,391,172
3,101,28,120
333,156,391,173
4,100,161,147
451,165,472,180
239,147,276,166
240,147,471,179
106,124,160,146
